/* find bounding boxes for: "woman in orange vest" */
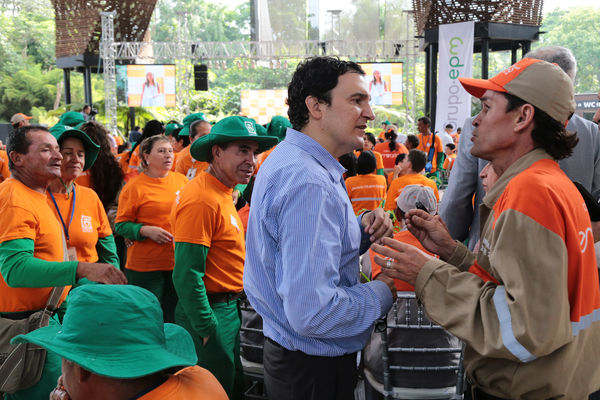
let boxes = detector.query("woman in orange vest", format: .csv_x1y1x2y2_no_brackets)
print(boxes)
374,128,408,173
115,135,188,322
345,151,387,215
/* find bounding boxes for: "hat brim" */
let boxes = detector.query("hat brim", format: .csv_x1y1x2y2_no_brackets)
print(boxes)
12,322,197,379
178,125,190,137
458,77,507,99
57,129,100,171
190,133,279,162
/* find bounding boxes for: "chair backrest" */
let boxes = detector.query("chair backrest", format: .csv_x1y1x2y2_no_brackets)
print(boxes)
364,292,465,399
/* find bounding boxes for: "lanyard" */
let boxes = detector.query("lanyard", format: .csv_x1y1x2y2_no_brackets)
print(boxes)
48,187,76,241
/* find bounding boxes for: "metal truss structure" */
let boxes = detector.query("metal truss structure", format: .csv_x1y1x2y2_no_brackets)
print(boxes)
100,13,420,134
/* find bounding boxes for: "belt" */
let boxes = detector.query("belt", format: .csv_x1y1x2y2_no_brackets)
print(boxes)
206,291,242,304
469,384,509,400
0,309,38,320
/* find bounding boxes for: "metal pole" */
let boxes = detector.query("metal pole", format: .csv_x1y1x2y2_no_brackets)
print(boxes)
63,69,71,105
100,11,118,135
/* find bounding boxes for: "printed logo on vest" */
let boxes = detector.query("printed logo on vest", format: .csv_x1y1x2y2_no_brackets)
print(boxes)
81,215,93,233
245,121,257,135
579,227,593,254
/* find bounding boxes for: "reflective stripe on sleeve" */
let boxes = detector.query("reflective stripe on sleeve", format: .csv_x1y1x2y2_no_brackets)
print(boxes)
492,286,537,363
350,197,384,202
572,308,600,337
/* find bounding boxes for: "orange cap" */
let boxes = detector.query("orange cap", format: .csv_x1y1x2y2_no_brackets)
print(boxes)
459,58,575,125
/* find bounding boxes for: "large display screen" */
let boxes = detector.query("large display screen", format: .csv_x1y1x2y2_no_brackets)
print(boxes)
358,62,404,106
116,64,176,107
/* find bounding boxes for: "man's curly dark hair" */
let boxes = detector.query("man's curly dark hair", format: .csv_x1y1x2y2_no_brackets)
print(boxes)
287,57,365,131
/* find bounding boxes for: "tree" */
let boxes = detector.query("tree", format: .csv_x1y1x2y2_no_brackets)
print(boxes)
534,7,600,93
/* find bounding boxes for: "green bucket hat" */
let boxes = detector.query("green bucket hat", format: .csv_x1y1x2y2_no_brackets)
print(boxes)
49,125,100,171
12,285,197,379
165,122,183,137
190,116,279,162
57,111,86,128
266,115,292,142
178,112,206,137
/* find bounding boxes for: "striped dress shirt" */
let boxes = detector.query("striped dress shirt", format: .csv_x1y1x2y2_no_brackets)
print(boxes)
244,129,393,357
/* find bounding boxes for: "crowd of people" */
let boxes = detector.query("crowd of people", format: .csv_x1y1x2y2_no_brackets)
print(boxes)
1,44,600,400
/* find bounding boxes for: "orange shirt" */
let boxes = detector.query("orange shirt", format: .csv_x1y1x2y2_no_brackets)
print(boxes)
416,133,444,173
127,147,141,180
171,151,179,172
370,230,435,291
443,154,456,171
384,173,439,211
353,150,384,172
373,142,408,169
171,171,245,293
46,183,112,263
116,172,188,271
174,145,209,180
0,149,10,183
139,366,228,400
345,174,387,215
255,145,276,174
237,203,250,235
74,170,92,188
0,178,69,312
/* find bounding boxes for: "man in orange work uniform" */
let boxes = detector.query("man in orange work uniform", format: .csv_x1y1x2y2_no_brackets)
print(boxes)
171,116,278,400
416,116,444,177
0,126,126,399
13,284,228,400
385,149,439,211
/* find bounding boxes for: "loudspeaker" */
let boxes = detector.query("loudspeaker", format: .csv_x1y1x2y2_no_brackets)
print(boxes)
194,64,208,91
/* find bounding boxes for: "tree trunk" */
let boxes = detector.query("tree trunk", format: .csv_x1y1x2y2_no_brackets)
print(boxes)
54,80,63,110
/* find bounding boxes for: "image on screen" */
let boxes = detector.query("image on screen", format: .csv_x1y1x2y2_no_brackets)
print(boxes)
116,64,176,107
358,62,403,106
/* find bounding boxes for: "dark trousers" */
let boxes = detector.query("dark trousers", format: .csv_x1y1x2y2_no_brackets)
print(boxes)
263,338,357,400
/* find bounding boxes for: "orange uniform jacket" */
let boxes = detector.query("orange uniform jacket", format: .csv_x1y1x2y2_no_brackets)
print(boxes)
384,173,439,211
373,142,408,170
345,174,387,215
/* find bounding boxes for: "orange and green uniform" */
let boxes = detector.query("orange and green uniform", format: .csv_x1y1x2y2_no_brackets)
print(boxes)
171,171,245,400
115,171,188,322
0,178,78,400
127,147,141,180
115,151,131,180
175,145,209,180
443,153,456,171
74,170,92,188
139,366,228,400
416,149,600,398
0,149,10,183
354,149,385,175
46,183,118,268
373,142,408,170
416,133,444,174
345,174,387,215
384,174,439,211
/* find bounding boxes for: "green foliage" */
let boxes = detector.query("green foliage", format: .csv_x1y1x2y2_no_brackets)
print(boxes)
151,0,250,42
534,7,600,93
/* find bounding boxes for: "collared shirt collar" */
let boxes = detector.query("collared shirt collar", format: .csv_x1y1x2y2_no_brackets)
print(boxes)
284,128,346,183
483,148,552,208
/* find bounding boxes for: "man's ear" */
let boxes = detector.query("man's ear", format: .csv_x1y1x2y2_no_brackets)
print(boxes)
305,96,323,120
514,103,535,132
9,151,23,167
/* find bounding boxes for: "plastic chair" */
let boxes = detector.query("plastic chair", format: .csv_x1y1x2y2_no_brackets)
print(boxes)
363,292,465,400
239,295,268,400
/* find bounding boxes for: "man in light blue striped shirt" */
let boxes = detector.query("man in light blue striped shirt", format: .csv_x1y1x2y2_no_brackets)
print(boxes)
244,57,397,399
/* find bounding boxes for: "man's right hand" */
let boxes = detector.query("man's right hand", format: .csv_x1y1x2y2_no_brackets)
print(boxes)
76,262,127,284
374,274,397,301
404,209,457,260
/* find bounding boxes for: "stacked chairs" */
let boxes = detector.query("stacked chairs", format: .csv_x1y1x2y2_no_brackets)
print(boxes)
239,295,268,400
363,292,465,400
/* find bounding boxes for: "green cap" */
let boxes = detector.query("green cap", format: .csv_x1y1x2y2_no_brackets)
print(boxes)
58,111,86,128
190,116,279,162
165,123,182,137
12,285,197,379
266,115,291,142
383,120,391,125
178,112,206,137
48,125,100,171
